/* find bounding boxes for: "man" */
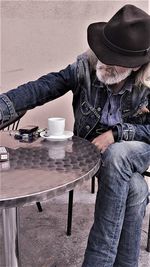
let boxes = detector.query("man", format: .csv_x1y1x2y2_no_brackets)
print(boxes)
0,4,150,267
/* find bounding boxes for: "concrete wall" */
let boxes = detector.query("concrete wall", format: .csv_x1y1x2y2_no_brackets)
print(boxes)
1,0,149,130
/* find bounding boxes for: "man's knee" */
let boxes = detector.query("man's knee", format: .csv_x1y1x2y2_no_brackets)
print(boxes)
101,142,131,170
98,142,150,189
127,172,149,207
101,141,150,176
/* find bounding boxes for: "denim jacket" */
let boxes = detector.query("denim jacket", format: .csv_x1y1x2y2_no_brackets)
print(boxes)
0,52,150,143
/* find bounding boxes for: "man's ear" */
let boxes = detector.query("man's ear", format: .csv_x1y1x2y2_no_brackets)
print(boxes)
132,66,141,72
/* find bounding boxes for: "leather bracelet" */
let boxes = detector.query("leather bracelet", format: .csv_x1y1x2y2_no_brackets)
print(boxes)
111,127,118,142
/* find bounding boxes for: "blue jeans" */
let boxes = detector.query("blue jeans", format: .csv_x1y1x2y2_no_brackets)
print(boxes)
82,141,150,267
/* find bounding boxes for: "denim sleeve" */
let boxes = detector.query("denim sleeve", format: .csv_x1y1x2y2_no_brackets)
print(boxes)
6,63,77,112
0,62,77,126
114,122,150,144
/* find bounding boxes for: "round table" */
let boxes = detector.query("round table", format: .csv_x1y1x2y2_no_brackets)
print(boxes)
0,131,101,267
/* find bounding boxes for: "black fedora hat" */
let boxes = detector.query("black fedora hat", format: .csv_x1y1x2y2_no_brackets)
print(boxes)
88,5,150,67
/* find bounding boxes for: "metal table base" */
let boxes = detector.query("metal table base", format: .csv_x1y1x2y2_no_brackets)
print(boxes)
2,207,20,267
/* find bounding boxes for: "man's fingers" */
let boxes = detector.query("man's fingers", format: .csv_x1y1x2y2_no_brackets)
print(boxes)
92,141,102,150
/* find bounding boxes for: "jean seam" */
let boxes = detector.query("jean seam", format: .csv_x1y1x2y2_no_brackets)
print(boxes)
103,193,126,267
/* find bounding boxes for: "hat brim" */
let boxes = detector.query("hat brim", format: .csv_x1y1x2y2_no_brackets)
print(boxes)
87,22,150,68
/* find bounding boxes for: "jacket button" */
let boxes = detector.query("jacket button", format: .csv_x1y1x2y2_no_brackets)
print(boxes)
86,125,90,130
97,107,101,111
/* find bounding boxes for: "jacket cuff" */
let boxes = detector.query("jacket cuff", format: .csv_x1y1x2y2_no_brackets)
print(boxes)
0,94,18,125
114,123,135,141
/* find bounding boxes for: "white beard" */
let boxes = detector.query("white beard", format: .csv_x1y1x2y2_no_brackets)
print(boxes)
96,61,132,85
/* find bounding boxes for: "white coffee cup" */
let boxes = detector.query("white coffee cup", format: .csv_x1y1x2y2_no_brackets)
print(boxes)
48,117,65,136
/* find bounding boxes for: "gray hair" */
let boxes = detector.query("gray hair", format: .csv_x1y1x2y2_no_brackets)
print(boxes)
135,63,150,88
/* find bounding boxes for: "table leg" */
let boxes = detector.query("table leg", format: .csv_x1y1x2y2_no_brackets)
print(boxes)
2,207,21,267
66,190,74,236
91,176,95,194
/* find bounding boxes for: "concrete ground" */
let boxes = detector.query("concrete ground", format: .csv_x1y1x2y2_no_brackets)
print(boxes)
0,178,150,267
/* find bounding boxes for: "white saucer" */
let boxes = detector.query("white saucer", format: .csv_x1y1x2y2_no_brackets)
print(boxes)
40,130,73,141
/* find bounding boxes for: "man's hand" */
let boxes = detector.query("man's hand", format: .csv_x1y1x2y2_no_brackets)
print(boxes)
92,130,115,153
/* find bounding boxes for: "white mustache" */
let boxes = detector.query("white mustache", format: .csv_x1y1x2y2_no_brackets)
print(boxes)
96,66,118,77
96,61,132,85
